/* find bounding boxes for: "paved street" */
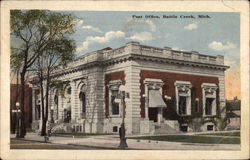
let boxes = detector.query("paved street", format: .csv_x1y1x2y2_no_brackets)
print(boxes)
10,133,240,150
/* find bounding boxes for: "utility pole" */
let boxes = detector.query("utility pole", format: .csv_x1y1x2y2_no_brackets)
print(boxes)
118,85,128,149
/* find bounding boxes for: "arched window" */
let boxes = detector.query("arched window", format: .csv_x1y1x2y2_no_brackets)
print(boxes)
54,95,58,105
79,91,86,114
66,87,71,95
79,84,86,118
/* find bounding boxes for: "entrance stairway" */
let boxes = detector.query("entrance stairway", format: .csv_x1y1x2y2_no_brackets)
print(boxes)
154,121,180,134
51,123,72,133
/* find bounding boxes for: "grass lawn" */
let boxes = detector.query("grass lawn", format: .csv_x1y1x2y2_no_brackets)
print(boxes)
52,132,114,137
201,131,240,137
128,135,240,144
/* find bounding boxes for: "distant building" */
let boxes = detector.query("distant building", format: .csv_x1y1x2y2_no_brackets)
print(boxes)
226,97,240,130
10,84,32,133
31,42,229,134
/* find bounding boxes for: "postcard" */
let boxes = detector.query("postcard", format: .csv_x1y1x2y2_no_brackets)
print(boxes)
1,1,249,159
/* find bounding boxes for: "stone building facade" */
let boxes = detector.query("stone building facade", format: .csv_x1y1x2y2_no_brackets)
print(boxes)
31,42,229,135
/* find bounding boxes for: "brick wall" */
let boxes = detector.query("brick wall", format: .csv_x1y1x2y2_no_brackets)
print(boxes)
140,70,219,118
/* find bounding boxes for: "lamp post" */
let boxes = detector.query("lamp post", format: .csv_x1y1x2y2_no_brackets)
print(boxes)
15,102,21,138
118,85,128,149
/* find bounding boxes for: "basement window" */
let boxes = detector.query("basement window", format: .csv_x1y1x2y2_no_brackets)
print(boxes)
113,126,118,132
180,125,188,132
207,125,214,131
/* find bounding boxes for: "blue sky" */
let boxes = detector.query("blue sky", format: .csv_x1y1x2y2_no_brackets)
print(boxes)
64,11,240,70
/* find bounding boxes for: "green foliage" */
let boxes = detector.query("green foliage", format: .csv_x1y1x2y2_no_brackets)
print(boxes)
129,135,240,144
214,106,228,131
11,10,77,136
10,10,76,73
215,117,228,131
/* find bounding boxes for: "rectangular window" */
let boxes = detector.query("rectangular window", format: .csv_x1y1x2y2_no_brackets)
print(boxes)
205,98,214,115
111,90,119,115
179,96,187,115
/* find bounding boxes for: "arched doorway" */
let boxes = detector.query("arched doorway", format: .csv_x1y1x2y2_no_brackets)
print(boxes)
64,86,71,123
53,91,58,122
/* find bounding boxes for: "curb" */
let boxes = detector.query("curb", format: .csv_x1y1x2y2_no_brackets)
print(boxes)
11,138,52,144
67,143,135,150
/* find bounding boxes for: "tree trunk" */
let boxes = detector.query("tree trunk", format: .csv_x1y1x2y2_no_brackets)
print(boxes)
45,77,49,128
39,71,47,136
18,72,26,138
42,70,50,136
41,119,47,136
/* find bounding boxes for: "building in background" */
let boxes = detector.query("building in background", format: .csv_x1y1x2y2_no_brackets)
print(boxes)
31,42,229,135
10,84,32,133
226,97,241,130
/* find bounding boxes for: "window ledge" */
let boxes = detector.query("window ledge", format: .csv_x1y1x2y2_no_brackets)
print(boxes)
109,115,121,118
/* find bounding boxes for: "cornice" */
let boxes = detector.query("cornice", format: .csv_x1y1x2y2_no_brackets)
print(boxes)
50,53,229,78
130,54,229,71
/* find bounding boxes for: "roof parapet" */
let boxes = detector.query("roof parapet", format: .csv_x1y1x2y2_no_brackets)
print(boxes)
216,55,224,65
191,51,199,54
163,46,172,50
125,41,141,53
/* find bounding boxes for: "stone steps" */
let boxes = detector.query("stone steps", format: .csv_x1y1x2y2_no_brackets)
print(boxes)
154,123,180,134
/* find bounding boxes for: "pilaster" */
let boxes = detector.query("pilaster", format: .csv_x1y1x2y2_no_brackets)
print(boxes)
70,81,77,120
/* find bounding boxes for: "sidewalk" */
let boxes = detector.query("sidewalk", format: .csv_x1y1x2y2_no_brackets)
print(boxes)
10,133,240,150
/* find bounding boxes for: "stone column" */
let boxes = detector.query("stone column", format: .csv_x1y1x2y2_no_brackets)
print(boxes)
158,108,163,124
58,95,63,120
70,81,78,121
125,63,141,134
218,74,226,113
32,88,37,121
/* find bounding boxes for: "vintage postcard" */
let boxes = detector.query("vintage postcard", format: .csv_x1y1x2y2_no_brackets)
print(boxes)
1,0,249,159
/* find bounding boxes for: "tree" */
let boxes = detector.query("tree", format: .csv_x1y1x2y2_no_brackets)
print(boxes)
34,38,75,136
10,10,76,137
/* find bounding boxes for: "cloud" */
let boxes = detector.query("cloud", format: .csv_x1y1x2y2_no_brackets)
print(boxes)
145,20,156,32
165,34,170,38
82,25,102,33
208,41,236,52
76,31,126,52
127,32,153,41
184,22,198,30
74,18,84,26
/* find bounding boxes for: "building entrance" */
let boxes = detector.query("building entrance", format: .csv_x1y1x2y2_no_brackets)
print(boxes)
149,108,158,122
